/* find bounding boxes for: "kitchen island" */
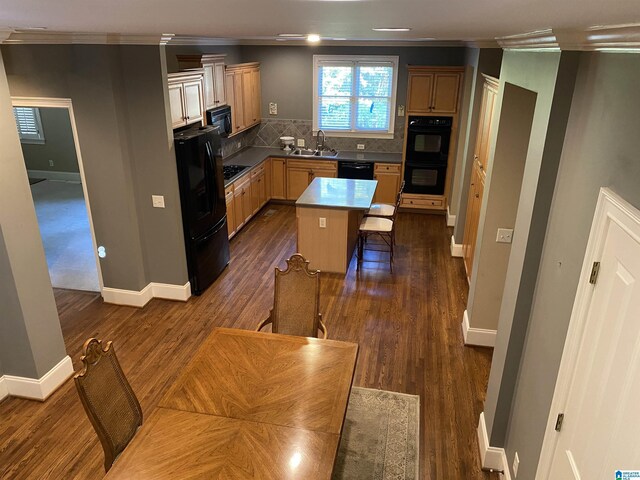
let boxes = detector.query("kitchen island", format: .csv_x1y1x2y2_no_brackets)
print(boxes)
296,177,377,274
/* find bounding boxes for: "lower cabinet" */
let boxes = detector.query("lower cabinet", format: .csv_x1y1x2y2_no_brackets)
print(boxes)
373,163,401,204
250,163,266,214
271,158,287,199
225,185,236,239
233,175,252,231
286,160,337,200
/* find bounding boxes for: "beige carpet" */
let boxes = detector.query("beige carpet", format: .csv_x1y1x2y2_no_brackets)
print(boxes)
333,387,420,480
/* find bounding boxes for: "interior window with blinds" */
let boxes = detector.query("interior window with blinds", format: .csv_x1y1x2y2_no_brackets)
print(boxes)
13,107,45,144
313,55,399,138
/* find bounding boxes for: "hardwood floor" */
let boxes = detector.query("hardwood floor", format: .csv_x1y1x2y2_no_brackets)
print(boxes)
0,204,496,480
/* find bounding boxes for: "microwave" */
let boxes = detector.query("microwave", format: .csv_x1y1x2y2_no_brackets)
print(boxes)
206,105,232,138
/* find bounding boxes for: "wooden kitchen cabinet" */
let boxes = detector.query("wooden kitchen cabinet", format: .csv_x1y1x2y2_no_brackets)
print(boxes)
233,175,252,231
225,185,236,239
406,67,464,114
250,163,266,214
462,75,498,280
176,54,226,110
225,62,261,136
271,158,287,199
167,71,205,129
286,160,337,200
373,163,401,204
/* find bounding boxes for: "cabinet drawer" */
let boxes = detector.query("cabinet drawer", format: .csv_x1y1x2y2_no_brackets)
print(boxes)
374,163,401,173
401,197,443,208
251,163,265,177
225,185,234,202
287,159,337,171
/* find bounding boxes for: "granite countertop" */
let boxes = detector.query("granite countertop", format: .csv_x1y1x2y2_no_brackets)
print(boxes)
223,147,402,187
295,177,378,210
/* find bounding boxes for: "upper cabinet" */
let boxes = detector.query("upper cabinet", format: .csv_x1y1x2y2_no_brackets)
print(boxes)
406,67,464,114
225,63,261,136
177,54,227,110
167,71,205,129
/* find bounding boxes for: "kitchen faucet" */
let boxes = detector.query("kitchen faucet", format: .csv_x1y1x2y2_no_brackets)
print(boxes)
316,129,326,151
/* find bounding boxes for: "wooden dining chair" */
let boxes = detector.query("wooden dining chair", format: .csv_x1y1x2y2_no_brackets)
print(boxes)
256,253,328,339
365,180,405,219
74,338,143,472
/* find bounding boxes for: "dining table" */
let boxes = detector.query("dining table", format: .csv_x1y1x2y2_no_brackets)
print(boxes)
104,327,359,479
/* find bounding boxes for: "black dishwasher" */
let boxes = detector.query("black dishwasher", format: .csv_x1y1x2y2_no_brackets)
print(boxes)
338,161,374,180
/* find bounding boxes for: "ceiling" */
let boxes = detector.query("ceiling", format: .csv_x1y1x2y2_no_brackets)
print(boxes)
0,0,638,44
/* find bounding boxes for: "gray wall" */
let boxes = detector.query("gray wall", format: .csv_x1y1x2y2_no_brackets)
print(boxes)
502,52,640,479
20,107,79,173
0,50,67,379
239,45,466,120
483,51,580,451
2,44,187,291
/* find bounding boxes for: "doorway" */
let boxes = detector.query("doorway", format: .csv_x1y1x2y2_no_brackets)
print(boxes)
12,97,102,292
537,188,640,478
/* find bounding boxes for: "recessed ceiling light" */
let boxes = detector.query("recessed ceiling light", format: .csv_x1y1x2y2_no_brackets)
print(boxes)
307,34,321,43
372,27,412,32
278,33,304,37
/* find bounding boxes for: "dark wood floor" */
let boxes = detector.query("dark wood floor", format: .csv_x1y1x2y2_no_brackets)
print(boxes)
0,204,495,480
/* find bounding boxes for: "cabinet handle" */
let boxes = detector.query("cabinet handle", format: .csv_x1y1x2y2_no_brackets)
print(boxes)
479,164,484,170
474,155,479,160
475,193,479,198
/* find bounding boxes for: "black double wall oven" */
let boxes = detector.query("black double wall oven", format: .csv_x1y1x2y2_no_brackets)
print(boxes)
404,116,452,195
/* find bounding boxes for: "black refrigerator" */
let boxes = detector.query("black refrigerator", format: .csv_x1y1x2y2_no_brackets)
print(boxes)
174,126,230,295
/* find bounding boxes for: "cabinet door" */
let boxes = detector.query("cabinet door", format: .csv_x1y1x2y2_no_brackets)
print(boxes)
242,69,254,129
258,172,267,207
311,168,336,180
241,182,253,224
225,187,236,238
233,72,245,132
250,173,261,215
431,73,461,113
374,172,400,204
250,67,261,125
203,64,216,110
271,158,287,199
287,167,311,200
478,85,497,173
213,61,226,107
183,80,204,125
407,73,433,113
264,158,272,200
462,164,485,279
234,179,250,230
168,83,186,128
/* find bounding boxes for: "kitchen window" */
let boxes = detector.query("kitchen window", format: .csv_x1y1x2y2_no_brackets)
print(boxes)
313,55,399,139
13,107,45,144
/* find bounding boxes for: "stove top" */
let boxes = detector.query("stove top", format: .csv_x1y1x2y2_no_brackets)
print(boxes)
223,165,248,181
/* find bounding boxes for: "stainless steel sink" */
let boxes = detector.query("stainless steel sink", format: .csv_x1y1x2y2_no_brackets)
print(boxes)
290,148,338,158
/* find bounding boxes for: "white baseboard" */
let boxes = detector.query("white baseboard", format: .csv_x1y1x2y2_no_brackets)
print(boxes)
102,282,191,307
27,169,81,183
462,309,497,347
451,235,463,257
446,206,456,227
478,412,512,480
0,376,8,402
1,355,74,401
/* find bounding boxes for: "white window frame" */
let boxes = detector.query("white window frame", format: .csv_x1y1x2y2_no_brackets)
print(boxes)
14,106,45,144
313,55,399,139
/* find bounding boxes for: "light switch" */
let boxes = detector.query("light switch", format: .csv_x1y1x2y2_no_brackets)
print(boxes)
496,228,513,243
269,102,278,115
357,144,365,150
397,105,405,117
319,217,327,228
152,195,165,208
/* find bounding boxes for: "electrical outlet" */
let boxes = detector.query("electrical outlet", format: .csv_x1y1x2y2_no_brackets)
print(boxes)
297,139,305,147
513,452,520,478
97,246,106,258
319,217,326,228
152,195,165,208
496,228,514,244
357,144,365,150
398,105,405,117
269,102,278,115
49,159,54,167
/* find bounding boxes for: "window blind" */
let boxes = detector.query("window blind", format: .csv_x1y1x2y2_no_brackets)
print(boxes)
14,107,45,142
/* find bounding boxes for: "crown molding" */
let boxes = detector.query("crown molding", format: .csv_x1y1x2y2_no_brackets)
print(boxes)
496,23,640,52
465,40,501,49
0,29,13,43
0,30,174,45
167,36,240,46
237,38,465,47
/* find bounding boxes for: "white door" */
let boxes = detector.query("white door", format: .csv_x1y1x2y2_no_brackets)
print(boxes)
540,188,640,479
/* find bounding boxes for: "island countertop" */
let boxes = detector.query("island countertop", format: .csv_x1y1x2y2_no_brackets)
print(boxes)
295,178,378,210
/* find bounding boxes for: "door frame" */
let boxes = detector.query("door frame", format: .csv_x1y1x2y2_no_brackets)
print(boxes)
537,187,640,478
11,96,104,292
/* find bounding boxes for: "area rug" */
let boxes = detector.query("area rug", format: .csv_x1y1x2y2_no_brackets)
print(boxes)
333,387,420,480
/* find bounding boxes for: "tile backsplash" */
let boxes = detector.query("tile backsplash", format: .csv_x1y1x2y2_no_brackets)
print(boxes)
221,117,405,158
